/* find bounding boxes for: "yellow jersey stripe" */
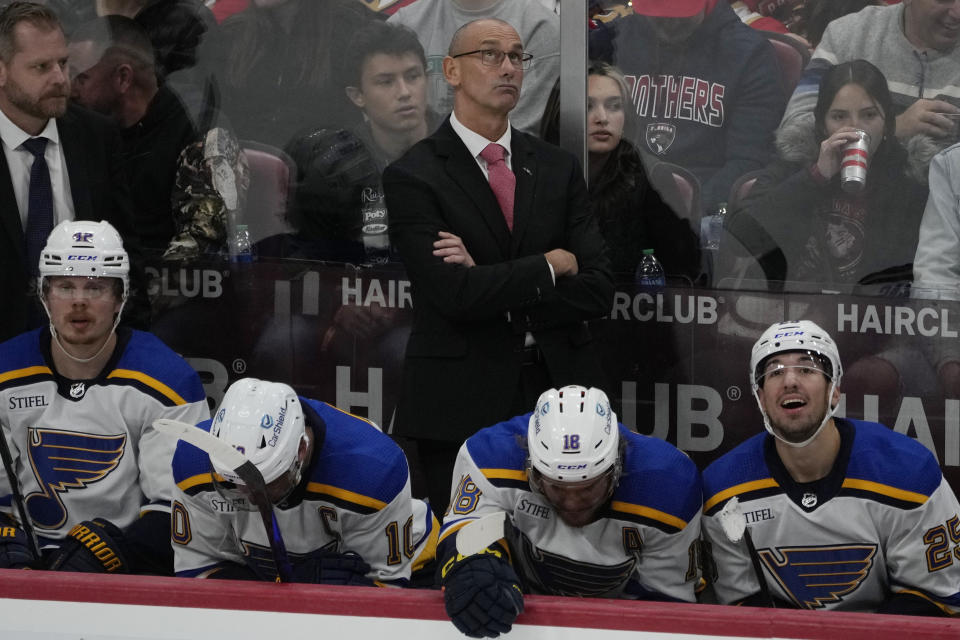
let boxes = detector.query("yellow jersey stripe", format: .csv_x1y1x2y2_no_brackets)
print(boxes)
842,478,929,505
307,483,387,510
107,369,187,405
481,468,528,482
0,365,53,385
704,478,781,512
177,472,216,492
438,519,472,544
412,513,440,571
610,501,688,530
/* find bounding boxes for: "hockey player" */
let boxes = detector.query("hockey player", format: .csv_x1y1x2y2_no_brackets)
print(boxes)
703,320,960,615
438,385,703,638
0,220,208,573
170,377,438,585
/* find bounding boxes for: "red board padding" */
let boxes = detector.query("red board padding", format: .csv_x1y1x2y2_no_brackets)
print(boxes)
0,570,957,639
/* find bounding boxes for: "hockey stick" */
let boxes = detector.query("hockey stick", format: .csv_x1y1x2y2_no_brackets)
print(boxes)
717,496,774,607
153,418,294,583
0,424,41,561
456,511,513,557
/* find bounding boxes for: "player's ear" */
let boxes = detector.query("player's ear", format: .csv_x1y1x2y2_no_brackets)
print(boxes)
830,385,841,410
345,85,364,109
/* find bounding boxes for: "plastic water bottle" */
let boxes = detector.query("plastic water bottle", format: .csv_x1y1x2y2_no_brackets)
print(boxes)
228,223,253,263
700,202,727,252
635,248,666,291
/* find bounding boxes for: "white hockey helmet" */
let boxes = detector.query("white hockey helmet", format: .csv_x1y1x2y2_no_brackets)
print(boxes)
527,385,621,485
38,220,129,299
209,378,306,486
750,320,842,447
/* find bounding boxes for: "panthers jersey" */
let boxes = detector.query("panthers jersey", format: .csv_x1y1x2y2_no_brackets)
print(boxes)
171,397,437,584
703,419,960,614
440,415,703,601
0,328,208,543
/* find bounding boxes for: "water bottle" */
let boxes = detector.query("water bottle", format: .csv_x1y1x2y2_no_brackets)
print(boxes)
228,223,253,263
360,185,390,264
635,248,666,292
700,202,727,252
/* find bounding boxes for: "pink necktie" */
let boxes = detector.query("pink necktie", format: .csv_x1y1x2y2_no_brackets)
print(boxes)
479,143,515,230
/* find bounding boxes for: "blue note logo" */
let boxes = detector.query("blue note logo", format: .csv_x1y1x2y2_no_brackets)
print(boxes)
25,428,126,530
758,544,877,609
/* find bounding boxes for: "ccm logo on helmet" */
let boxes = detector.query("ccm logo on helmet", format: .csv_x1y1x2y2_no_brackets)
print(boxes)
67,255,97,261
557,464,588,470
774,331,804,338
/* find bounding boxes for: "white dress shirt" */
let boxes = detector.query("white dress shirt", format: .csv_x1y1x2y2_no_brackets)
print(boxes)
0,107,75,230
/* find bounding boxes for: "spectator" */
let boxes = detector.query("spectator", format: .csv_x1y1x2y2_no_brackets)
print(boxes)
438,386,702,638
591,0,787,214
0,220,208,574
780,1,960,164
170,377,437,584
212,0,377,148
388,0,560,137
703,320,960,614
725,60,928,293
382,18,614,514
797,0,883,49
915,142,960,299
68,15,246,259
583,60,700,282
0,1,145,343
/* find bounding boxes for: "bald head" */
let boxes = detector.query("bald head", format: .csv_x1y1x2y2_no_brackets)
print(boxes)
448,18,519,56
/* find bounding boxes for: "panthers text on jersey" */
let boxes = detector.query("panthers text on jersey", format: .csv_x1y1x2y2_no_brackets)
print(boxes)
703,418,960,614
0,327,208,543
439,414,703,601
171,397,437,584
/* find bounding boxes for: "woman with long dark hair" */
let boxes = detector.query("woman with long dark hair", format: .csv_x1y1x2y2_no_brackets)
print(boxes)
726,59,929,293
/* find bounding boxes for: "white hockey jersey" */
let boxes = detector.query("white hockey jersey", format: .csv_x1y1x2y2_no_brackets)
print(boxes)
0,328,209,542
703,419,960,614
439,415,703,601
171,397,437,584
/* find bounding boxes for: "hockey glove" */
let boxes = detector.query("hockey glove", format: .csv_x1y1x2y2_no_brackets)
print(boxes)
292,551,375,586
47,519,129,573
441,549,524,638
0,513,37,569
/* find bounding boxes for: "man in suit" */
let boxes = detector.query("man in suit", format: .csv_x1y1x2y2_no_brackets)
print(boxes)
383,18,614,514
0,2,141,344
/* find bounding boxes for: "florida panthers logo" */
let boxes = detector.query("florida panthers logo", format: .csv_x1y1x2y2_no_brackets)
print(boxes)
25,428,127,530
645,123,676,155
758,544,878,609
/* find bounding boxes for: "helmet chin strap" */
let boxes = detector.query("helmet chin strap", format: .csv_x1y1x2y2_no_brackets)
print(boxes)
44,297,127,366
753,379,840,449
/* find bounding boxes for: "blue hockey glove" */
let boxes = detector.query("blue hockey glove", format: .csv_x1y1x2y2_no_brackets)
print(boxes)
47,519,129,573
0,513,37,568
441,549,524,638
292,551,375,586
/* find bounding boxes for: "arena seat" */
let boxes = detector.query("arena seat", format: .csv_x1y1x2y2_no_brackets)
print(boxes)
240,140,296,244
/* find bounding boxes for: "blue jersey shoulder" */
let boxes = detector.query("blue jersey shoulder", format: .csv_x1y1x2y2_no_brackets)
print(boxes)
111,330,205,405
612,427,703,527
171,419,215,494
702,432,775,515
844,419,942,499
0,328,46,377
305,398,408,511
466,414,528,475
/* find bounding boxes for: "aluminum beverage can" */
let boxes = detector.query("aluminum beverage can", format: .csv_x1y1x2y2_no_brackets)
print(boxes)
840,129,870,193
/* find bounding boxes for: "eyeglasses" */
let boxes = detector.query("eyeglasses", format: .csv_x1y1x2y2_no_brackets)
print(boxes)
47,279,114,300
452,48,533,70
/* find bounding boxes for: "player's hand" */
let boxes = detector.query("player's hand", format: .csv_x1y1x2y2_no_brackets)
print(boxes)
433,231,476,267
815,127,866,179
292,551,375,586
0,513,37,569
441,549,524,638
544,248,578,277
895,99,960,139
47,519,129,573
328,304,396,342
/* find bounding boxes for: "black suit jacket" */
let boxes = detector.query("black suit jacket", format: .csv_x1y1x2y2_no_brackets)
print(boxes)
0,104,140,343
383,118,614,443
